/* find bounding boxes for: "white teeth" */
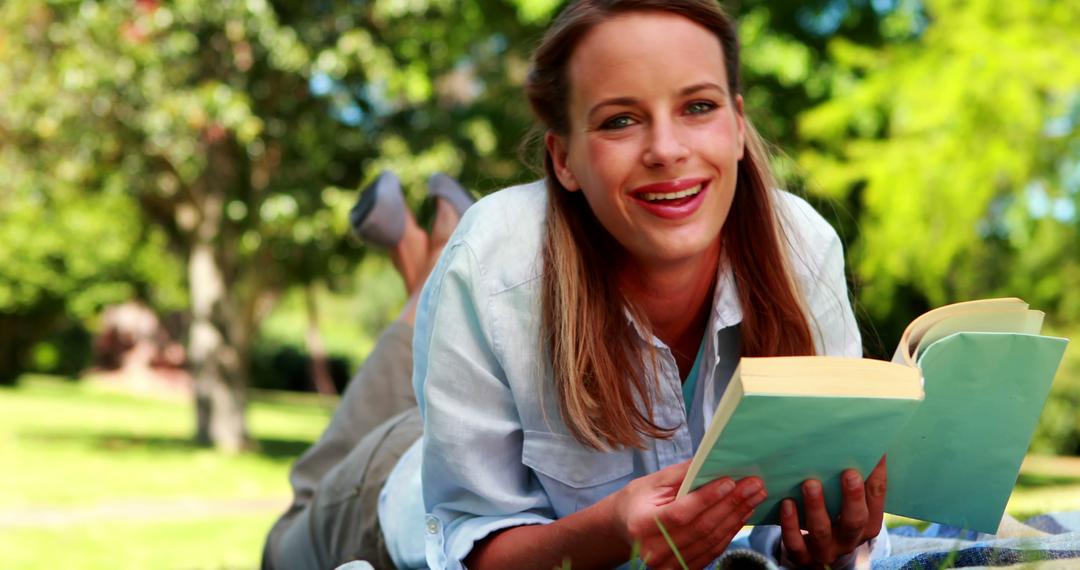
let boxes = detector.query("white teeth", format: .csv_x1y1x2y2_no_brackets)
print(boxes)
641,184,702,202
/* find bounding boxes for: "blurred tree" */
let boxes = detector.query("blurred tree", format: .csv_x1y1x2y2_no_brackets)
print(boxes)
0,0,549,450
797,0,1080,336
8,0,1073,451
0,176,185,383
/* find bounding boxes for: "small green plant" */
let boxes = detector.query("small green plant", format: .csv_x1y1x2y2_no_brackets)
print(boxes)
937,546,959,569
654,516,690,570
628,540,644,570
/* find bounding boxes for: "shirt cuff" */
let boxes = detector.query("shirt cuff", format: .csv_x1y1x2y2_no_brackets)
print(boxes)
424,512,552,570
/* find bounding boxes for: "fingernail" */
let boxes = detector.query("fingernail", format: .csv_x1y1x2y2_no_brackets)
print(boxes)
751,490,768,505
845,471,862,490
781,500,794,516
718,479,736,495
741,479,763,499
803,480,821,498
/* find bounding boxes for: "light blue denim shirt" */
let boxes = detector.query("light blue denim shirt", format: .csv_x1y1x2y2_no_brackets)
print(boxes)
381,180,867,569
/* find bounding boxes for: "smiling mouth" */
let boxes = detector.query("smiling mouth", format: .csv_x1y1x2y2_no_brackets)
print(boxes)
640,183,704,202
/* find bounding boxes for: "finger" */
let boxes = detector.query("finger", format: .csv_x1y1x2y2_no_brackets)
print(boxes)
676,479,766,562
683,523,742,570
657,477,736,534
865,456,888,538
779,498,811,567
690,476,762,528
834,469,869,550
802,479,834,563
688,493,760,568
659,477,747,560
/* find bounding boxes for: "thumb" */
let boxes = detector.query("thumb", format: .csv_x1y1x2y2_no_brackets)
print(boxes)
651,458,694,486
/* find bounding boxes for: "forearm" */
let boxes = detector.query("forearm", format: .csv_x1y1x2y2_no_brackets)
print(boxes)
465,493,628,569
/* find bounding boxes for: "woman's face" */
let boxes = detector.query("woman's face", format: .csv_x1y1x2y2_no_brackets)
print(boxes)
547,11,745,270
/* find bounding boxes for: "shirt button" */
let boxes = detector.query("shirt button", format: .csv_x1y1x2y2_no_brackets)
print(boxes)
425,515,439,535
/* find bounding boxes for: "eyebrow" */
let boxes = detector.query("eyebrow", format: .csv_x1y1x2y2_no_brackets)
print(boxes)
586,82,728,121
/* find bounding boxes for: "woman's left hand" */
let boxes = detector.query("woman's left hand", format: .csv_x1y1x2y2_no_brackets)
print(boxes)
778,456,887,568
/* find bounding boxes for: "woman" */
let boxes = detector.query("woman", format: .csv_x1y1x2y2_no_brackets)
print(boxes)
414,1,883,569
266,1,884,568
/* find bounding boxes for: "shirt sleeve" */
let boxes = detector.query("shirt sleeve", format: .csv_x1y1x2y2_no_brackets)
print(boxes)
775,191,862,359
412,240,554,570
803,226,862,358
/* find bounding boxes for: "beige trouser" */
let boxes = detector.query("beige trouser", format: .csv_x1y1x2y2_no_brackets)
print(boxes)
262,321,422,570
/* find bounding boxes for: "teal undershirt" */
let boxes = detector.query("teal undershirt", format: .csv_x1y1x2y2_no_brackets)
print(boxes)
681,337,707,412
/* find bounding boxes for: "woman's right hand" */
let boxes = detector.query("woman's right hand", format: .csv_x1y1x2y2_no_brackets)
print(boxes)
609,460,767,569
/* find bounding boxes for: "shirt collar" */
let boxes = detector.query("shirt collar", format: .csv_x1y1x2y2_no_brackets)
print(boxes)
624,260,744,350
711,261,743,331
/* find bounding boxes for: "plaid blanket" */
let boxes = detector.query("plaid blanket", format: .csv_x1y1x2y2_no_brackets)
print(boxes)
335,512,1080,569
873,512,1080,569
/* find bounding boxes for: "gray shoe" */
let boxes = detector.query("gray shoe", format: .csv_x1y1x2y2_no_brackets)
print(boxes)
427,173,475,216
350,171,406,248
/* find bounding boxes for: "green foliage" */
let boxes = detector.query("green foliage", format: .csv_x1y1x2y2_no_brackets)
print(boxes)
0,184,183,318
0,155,184,381
1,0,1078,451
798,0,1080,324
0,0,548,445
0,0,547,323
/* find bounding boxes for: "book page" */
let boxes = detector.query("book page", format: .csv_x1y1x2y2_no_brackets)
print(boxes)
914,309,1044,359
894,298,1028,366
739,357,922,399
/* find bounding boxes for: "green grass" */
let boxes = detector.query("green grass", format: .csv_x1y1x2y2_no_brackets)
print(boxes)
0,514,272,570
5,373,1080,569
2,375,334,570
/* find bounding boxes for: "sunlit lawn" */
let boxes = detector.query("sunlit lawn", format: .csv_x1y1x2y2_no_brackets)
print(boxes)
3,374,1080,569
2,375,335,570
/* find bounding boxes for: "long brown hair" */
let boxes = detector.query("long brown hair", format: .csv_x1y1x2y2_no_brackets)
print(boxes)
526,0,815,450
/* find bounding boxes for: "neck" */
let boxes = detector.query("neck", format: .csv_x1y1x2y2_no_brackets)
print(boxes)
618,240,720,369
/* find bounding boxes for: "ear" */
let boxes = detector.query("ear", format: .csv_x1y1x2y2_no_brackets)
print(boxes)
734,94,746,161
544,130,580,192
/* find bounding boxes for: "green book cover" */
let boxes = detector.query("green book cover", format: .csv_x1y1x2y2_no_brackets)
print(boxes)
885,332,1068,533
676,357,923,525
691,394,920,525
678,299,1068,532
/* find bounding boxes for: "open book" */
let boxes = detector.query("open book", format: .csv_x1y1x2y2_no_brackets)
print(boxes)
676,298,1068,534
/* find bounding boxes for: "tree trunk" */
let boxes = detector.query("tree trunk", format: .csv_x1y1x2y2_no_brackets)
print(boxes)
189,239,251,452
186,132,252,453
304,282,337,396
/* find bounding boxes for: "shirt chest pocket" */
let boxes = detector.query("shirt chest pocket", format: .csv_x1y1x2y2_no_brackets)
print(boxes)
521,429,636,518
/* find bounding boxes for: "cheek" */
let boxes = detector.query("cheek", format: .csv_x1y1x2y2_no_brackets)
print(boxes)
578,137,636,187
698,122,742,162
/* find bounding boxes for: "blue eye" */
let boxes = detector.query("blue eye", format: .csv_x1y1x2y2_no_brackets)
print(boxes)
601,115,635,130
687,101,717,115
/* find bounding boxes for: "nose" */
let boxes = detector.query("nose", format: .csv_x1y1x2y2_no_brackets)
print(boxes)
642,118,690,167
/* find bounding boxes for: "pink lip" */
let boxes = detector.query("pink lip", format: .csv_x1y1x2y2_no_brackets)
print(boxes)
630,177,710,196
628,178,711,220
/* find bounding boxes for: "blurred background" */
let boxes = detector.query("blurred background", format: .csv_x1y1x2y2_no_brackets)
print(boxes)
1,0,1077,567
